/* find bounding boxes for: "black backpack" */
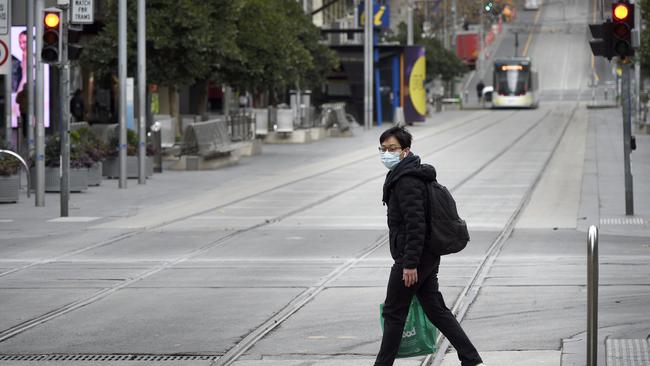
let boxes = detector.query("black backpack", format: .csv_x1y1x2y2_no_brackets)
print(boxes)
423,180,470,255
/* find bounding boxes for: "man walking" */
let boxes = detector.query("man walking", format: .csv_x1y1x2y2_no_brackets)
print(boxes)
476,80,485,103
375,126,484,366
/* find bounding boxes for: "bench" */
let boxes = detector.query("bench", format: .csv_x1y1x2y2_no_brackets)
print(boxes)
181,118,235,159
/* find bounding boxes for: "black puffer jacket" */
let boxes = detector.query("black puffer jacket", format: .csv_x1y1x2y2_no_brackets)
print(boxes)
382,153,439,269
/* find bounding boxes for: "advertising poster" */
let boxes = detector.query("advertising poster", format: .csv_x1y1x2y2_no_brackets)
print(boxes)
11,26,50,128
404,46,426,123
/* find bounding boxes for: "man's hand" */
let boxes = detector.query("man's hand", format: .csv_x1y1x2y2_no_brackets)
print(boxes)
403,268,418,287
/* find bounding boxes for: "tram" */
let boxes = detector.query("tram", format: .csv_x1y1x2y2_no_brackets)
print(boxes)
524,0,541,10
491,57,539,109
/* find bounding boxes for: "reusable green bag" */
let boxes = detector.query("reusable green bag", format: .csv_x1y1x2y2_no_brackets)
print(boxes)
380,297,437,358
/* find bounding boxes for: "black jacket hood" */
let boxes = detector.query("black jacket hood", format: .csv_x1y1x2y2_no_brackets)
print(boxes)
382,153,437,204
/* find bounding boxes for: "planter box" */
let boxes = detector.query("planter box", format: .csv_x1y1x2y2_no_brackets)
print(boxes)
0,175,20,203
88,162,102,186
102,156,153,179
32,167,88,192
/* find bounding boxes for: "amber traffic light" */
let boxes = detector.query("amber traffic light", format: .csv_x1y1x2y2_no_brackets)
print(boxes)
42,8,62,64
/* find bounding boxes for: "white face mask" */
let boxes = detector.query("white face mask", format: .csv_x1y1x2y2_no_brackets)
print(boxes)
381,151,401,170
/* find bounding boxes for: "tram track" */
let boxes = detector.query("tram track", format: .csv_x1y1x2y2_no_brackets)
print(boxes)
213,106,561,366
0,106,564,362
0,110,497,280
0,109,523,344
422,104,579,366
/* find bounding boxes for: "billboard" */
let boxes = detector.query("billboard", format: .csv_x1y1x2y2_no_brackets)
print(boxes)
11,26,51,128
404,46,426,123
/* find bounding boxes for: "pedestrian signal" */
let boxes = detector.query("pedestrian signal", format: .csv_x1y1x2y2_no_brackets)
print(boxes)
42,8,62,64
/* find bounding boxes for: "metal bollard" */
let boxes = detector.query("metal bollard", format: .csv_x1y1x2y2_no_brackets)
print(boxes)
587,225,599,366
150,122,162,173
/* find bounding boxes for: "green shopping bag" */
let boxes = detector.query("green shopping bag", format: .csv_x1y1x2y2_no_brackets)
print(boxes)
380,297,437,358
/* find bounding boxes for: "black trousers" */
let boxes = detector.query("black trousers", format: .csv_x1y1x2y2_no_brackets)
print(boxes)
374,259,483,366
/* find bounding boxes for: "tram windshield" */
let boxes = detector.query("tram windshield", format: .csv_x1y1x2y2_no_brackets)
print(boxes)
494,63,531,96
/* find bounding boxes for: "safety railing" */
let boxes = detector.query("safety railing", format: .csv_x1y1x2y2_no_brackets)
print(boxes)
0,150,31,198
587,225,599,366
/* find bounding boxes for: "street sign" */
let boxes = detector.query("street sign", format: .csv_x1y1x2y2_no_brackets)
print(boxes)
71,0,94,24
0,37,9,75
0,0,9,35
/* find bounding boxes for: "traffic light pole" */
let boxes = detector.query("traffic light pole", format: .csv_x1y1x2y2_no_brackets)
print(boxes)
621,60,634,215
35,0,45,207
363,0,373,130
137,0,146,185
27,0,35,156
118,0,127,188
59,5,70,217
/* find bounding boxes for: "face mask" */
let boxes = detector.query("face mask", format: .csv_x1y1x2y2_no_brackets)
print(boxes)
381,151,401,170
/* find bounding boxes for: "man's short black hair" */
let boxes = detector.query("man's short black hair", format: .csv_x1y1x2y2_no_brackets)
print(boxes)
379,126,412,149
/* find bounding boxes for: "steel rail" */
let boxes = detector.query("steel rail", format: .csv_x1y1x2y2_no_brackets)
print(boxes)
0,110,515,342
0,110,501,279
214,107,555,366
422,105,579,366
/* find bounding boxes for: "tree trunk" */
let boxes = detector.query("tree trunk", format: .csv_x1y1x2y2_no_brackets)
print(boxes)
195,79,209,117
169,85,180,138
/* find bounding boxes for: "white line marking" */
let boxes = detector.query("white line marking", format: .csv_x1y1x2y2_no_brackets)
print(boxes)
47,217,101,223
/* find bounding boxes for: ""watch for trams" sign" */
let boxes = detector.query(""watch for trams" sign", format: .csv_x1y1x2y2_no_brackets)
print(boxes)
71,0,94,24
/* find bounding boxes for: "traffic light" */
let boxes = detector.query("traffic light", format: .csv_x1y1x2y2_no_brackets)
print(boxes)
484,1,493,12
611,1,634,58
68,24,84,61
589,20,614,60
42,8,62,64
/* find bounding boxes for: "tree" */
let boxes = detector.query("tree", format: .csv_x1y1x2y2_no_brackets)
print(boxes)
388,22,467,82
222,0,337,100
640,0,650,78
82,0,241,131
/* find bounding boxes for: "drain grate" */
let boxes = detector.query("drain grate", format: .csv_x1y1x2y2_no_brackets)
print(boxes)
600,217,646,225
0,354,220,362
606,339,650,366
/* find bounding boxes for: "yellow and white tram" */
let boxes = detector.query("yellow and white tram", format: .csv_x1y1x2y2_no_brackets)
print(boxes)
492,58,539,109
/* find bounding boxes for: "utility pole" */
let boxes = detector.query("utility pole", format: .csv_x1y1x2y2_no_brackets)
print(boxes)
363,0,373,130
4,0,11,147
60,4,71,217
634,0,641,127
35,0,45,207
27,0,35,156
137,0,146,185
118,0,127,188
451,0,457,49
621,60,634,215
478,8,485,77
407,2,413,46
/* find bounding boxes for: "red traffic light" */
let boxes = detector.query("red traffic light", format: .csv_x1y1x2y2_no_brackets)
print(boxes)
44,12,60,28
613,3,630,21
613,23,630,38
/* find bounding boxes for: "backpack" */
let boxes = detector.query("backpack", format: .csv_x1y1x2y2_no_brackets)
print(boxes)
423,180,470,255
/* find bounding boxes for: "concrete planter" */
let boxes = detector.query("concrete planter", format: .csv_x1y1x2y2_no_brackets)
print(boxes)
87,162,102,186
32,167,88,192
102,156,153,179
0,174,20,203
